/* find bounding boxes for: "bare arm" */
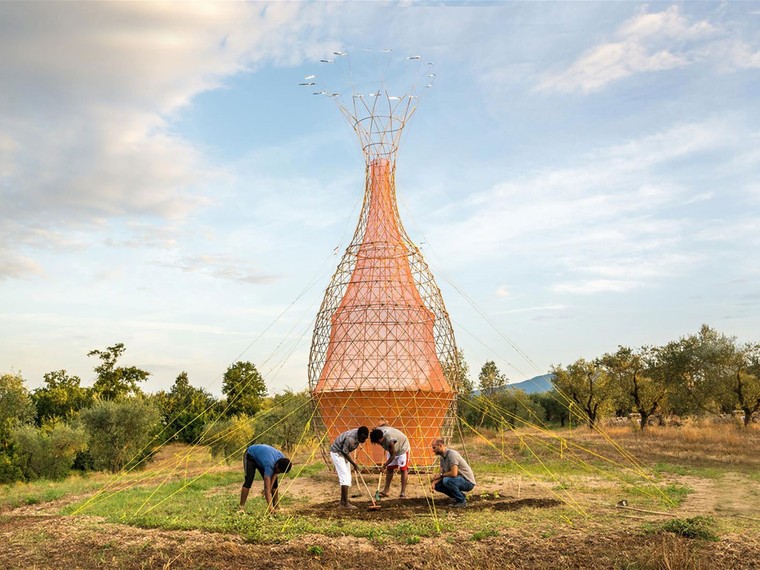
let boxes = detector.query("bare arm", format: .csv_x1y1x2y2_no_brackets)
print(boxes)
239,486,250,509
343,450,359,470
383,441,397,468
431,463,459,489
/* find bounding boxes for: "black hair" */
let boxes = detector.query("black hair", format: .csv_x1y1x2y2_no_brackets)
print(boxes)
275,457,292,474
369,428,384,443
357,426,369,441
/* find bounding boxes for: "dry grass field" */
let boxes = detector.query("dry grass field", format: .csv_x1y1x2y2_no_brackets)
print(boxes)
1,423,759,569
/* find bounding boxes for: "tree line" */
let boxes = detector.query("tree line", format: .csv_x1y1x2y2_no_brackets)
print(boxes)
2,324,757,485
457,324,760,432
0,343,309,484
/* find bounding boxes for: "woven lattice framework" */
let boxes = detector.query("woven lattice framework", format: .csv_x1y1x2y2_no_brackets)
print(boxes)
308,65,460,470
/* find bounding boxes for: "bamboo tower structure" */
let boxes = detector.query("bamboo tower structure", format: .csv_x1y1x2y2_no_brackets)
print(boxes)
307,52,460,470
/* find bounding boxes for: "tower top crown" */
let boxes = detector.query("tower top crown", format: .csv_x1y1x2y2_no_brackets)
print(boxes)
301,50,435,162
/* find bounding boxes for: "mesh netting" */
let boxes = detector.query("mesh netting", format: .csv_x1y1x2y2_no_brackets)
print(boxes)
309,153,460,470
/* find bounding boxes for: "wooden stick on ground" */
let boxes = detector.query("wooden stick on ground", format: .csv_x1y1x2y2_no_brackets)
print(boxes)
615,504,677,517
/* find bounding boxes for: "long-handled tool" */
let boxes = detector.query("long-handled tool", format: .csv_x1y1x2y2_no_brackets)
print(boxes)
356,469,381,511
375,466,384,501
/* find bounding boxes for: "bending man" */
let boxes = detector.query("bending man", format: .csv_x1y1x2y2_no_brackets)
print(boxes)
330,426,369,509
370,425,410,499
240,443,292,514
430,438,476,508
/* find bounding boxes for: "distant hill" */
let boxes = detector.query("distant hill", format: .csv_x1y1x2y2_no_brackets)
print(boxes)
507,374,554,394
471,373,554,396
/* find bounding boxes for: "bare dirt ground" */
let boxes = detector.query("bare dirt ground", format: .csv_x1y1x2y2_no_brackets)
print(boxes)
2,429,759,570
2,507,758,570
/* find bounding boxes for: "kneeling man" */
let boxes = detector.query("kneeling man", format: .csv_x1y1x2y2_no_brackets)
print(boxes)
430,438,476,507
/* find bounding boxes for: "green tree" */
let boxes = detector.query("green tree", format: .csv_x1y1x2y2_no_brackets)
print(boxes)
532,389,570,427
550,359,612,429
11,422,87,480
221,361,267,417
0,372,36,447
88,343,149,400
202,415,255,463
490,389,546,429
599,346,666,430
0,372,36,483
655,325,734,416
478,361,507,397
717,342,760,427
33,370,92,425
80,398,161,472
442,349,473,398
253,390,312,453
157,371,218,443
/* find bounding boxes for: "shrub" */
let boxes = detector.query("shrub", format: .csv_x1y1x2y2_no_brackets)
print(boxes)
1,372,36,445
657,516,719,541
201,415,255,463
11,422,87,480
80,398,161,472
0,453,23,484
252,391,312,453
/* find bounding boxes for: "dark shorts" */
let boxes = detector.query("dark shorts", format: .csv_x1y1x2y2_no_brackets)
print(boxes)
242,452,279,490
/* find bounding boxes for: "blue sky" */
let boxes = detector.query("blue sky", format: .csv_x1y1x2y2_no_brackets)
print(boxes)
2,2,759,396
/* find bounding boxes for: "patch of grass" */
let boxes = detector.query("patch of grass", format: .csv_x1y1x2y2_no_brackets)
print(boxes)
620,482,692,509
652,462,723,479
0,474,103,511
661,483,692,506
649,516,719,541
471,528,499,541
293,463,326,478
307,545,324,556
405,535,421,544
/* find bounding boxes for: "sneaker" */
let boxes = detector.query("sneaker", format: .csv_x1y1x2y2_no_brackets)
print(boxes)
451,501,467,508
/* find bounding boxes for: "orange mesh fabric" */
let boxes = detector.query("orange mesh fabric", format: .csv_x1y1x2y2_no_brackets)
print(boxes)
313,158,455,466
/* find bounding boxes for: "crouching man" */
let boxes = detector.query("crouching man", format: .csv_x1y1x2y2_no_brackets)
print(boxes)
430,438,476,508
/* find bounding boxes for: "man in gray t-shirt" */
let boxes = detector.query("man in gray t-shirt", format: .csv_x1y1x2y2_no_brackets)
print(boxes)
430,438,476,507
370,425,411,499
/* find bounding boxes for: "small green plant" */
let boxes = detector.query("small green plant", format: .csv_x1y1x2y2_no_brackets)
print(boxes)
406,535,421,545
662,483,692,506
654,516,719,541
471,528,498,541
307,545,324,556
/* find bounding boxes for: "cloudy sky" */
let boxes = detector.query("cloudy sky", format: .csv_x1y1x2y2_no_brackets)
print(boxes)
2,2,759,396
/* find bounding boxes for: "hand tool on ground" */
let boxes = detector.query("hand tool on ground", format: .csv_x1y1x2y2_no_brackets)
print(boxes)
356,468,381,511
375,466,384,501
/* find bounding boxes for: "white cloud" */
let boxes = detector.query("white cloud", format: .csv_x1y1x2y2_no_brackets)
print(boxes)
0,251,44,281
160,253,279,285
425,118,759,295
537,6,721,93
552,279,642,295
492,304,566,315
0,2,337,280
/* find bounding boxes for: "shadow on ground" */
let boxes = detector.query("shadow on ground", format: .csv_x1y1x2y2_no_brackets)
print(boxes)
298,493,562,520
